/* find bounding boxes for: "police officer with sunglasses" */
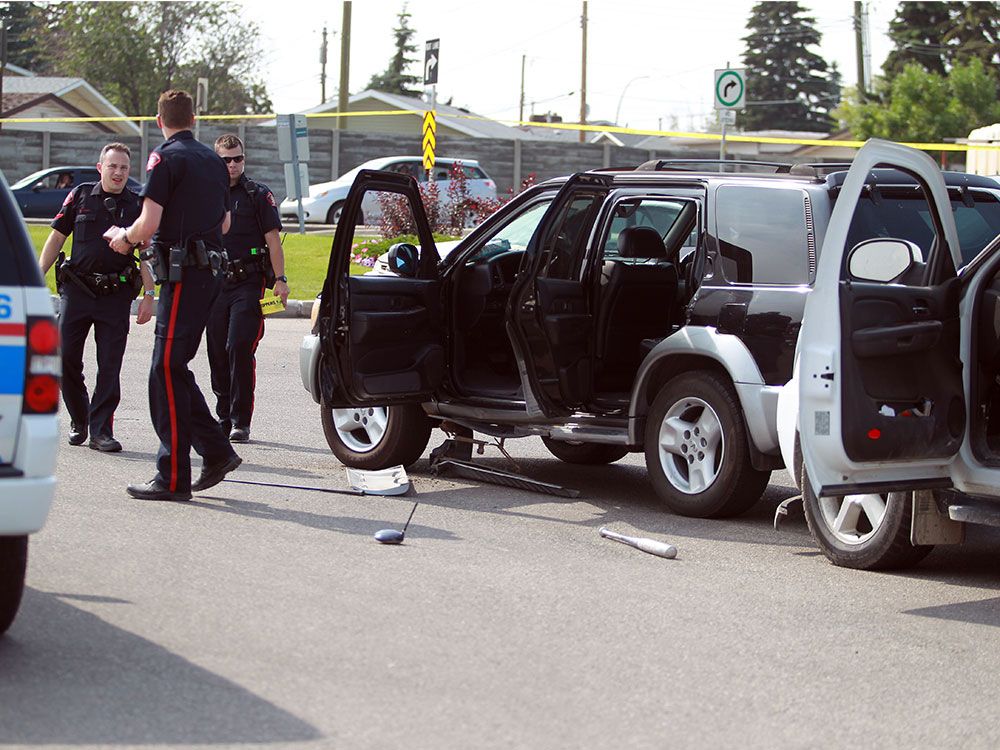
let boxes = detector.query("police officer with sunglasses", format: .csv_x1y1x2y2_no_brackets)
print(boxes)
208,134,289,444
38,143,155,452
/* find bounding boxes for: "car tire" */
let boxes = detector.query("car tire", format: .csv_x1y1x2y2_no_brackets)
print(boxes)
0,535,28,636
541,437,629,465
321,403,432,469
801,464,933,570
326,202,364,227
644,371,770,518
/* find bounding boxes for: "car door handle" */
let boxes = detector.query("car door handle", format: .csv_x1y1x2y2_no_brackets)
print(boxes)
851,320,942,358
912,304,931,318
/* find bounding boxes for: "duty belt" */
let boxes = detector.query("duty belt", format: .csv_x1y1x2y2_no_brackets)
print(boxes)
225,250,265,283
57,255,139,298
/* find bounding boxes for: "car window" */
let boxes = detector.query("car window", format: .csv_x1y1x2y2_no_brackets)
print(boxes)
539,193,603,279
462,166,486,180
385,161,426,182
467,198,553,262
75,170,99,186
603,198,686,260
716,185,813,285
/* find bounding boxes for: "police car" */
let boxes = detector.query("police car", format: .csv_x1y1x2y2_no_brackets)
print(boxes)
0,170,60,635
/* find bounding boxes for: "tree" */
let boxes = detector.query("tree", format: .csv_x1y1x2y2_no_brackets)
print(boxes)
367,6,422,97
740,2,839,132
30,2,271,116
0,2,46,72
838,59,1000,143
883,2,1000,80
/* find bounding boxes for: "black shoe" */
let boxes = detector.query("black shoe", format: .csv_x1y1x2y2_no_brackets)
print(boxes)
192,454,242,492
68,425,87,446
89,435,123,453
126,479,192,502
229,427,251,443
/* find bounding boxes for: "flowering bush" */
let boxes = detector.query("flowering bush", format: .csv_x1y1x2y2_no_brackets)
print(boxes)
376,164,537,240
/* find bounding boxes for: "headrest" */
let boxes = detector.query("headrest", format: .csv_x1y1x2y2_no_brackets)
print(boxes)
617,226,667,258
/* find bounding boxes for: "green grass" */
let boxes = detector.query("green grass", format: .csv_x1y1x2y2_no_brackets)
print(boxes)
28,224,459,300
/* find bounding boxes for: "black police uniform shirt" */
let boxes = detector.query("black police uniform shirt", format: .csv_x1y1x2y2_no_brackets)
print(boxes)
51,182,142,274
142,130,229,249
225,174,283,264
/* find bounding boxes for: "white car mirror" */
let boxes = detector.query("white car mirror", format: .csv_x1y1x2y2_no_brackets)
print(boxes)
847,238,919,282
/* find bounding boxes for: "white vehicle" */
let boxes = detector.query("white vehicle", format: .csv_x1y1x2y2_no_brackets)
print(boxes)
780,139,1000,570
0,171,60,634
279,156,496,225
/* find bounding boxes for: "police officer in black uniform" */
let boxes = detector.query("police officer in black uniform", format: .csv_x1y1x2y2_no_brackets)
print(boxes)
108,90,241,502
208,134,289,443
38,142,155,452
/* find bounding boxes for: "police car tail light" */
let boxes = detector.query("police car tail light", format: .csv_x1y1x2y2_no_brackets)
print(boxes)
24,317,60,414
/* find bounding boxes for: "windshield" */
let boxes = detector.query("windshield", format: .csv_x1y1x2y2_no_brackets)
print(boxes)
467,199,553,262
845,191,1000,269
10,169,52,190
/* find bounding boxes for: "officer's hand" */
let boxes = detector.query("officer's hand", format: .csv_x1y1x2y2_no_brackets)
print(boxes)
136,294,154,325
274,280,290,306
107,227,133,255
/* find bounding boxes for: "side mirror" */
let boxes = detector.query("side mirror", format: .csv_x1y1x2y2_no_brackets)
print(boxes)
847,238,920,283
387,243,420,278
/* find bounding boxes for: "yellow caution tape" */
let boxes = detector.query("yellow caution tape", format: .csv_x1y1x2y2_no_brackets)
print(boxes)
259,296,286,316
2,108,998,153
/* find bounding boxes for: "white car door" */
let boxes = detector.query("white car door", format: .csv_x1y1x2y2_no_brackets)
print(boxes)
799,139,966,497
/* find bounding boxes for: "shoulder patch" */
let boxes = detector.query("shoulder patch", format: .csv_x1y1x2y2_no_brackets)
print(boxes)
61,191,75,207
146,151,162,172
266,192,276,207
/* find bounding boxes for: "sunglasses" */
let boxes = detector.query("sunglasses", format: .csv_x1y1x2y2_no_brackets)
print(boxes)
221,155,245,164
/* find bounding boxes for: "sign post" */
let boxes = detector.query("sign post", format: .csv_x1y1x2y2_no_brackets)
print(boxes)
714,66,746,167
277,114,310,232
423,39,440,177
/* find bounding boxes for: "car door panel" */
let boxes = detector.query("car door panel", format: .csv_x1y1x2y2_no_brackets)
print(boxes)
535,277,591,402
799,139,964,496
318,168,443,407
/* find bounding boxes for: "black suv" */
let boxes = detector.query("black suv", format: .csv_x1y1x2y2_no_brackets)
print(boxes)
299,157,1000,518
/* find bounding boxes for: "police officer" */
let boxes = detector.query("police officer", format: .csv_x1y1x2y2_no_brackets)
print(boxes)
38,143,155,452
208,134,289,443
108,89,241,502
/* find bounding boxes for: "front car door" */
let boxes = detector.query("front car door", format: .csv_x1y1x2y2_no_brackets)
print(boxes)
799,139,965,496
317,169,444,407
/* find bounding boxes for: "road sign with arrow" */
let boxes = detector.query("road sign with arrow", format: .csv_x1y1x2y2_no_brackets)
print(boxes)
714,68,746,110
422,110,436,171
424,38,440,86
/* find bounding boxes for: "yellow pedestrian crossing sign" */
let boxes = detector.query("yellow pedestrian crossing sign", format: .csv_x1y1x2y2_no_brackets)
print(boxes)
422,110,436,171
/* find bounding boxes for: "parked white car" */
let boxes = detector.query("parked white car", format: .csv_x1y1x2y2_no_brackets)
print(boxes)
279,156,496,225
0,171,60,635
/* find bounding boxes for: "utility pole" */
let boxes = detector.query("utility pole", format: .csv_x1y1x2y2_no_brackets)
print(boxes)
579,1,587,143
0,23,7,134
337,1,351,130
854,1,866,101
519,54,526,124
320,25,328,104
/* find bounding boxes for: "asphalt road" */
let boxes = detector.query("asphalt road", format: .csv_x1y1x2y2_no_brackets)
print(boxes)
3,317,1000,749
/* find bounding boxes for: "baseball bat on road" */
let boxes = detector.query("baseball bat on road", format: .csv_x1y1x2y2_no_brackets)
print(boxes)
599,527,678,559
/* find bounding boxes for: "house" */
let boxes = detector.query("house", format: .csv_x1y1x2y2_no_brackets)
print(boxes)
1,75,140,136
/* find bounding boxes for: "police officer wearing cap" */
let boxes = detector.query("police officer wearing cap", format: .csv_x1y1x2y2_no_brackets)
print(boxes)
107,89,241,502
38,143,155,453
208,134,289,444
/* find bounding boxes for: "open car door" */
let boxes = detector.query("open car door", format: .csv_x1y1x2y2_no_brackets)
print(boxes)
799,139,965,497
317,169,443,408
506,172,612,417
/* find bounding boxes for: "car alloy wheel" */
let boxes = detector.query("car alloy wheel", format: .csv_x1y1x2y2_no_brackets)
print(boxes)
331,406,388,453
657,396,723,495
816,492,889,545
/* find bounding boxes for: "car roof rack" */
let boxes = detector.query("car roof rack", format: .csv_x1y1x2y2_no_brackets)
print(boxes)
636,159,794,174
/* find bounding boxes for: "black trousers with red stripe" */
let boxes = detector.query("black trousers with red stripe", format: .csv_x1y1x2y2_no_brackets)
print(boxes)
206,277,266,431
149,267,237,493
59,282,132,440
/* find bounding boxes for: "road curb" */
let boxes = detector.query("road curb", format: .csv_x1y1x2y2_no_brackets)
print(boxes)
50,294,314,319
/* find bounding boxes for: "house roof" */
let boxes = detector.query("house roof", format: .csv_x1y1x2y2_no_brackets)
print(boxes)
302,89,545,140
1,76,140,136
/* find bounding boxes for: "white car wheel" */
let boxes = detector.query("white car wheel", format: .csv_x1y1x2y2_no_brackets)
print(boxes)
657,396,724,495
816,493,889,545
320,403,432,469
331,407,388,453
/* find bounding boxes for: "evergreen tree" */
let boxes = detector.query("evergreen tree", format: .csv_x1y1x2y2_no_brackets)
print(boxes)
367,6,422,97
883,2,956,78
740,2,839,131
0,2,45,72
945,2,1000,69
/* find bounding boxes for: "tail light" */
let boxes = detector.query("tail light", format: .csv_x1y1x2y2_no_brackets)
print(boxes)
23,316,60,414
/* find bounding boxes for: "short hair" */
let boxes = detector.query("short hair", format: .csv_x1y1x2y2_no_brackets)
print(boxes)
100,142,131,161
157,89,195,129
214,134,244,152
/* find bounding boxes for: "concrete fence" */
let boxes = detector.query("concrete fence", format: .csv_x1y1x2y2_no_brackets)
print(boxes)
0,124,710,198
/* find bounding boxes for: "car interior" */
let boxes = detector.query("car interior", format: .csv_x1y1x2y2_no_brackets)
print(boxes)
448,192,700,407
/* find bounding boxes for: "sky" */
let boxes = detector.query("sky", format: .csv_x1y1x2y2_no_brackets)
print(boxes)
244,0,899,133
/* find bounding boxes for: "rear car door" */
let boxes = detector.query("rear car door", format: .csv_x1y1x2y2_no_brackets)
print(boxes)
799,139,965,496
507,172,611,416
317,169,444,407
